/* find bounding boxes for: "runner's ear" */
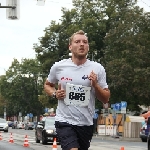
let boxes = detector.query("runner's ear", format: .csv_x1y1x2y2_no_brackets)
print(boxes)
58,83,61,90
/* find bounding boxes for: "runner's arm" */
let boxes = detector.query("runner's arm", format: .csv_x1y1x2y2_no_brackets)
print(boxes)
44,79,56,97
94,84,110,104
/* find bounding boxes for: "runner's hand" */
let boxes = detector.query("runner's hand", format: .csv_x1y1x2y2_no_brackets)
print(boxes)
88,70,98,87
56,83,66,99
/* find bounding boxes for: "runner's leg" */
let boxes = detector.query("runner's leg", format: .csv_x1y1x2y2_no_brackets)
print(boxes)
55,121,80,150
73,125,93,150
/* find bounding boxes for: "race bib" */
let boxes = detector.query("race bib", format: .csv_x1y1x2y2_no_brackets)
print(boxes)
64,83,91,107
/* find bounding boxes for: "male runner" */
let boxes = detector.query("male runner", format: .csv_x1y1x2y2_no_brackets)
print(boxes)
44,30,110,150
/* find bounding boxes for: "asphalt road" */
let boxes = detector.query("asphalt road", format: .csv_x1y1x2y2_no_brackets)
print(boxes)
0,128,148,150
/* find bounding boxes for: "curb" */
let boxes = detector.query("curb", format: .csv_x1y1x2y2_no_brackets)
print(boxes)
93,134,142,142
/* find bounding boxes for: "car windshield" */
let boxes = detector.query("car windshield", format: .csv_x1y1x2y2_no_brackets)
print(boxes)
45,117,55,127
0,118,7,123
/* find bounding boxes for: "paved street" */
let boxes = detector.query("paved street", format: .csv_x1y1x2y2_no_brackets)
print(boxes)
0,129,147,150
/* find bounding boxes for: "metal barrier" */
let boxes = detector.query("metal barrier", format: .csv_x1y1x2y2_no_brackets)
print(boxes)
97,125,117,136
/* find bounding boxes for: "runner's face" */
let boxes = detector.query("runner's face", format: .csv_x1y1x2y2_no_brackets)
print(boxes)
69,34,89,59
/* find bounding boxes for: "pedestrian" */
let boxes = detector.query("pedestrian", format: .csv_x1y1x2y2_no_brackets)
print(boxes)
15,121,18,129
93,111,99,134
44,30,110,150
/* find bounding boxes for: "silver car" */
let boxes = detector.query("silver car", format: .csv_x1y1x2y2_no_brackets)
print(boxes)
0,118,9,132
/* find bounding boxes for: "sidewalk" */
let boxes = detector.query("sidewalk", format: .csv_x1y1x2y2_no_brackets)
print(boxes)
93,134,142,142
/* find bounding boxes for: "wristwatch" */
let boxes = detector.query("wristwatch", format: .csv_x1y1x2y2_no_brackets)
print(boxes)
52,91,56,98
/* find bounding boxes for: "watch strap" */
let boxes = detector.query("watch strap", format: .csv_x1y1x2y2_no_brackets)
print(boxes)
52,91,56,98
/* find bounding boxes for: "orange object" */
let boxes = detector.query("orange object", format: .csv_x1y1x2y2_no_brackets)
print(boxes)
141,111,150,121
9,133,14,143
52,138,57,150
120,146,125,150
23,135,29,147
0,132,2,140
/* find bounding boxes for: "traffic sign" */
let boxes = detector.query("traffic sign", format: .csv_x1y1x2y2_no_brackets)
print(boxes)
114,103,121,110
121,101,127,108
121,108,126,114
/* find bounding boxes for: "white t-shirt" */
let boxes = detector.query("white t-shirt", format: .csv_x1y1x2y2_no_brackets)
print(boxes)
47,58,108,126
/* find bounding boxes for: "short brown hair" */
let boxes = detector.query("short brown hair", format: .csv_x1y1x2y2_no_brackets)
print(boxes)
69,30,88,45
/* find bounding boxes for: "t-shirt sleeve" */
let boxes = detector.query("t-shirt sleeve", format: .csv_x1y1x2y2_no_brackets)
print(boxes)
98,66,108,89
47,64,57,84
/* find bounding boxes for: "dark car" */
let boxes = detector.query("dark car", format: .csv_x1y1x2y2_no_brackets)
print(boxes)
140,123,148,142
12,121,18,129
24,122,34,130
7,121,14,127
35,116,59,145
147,117,150,150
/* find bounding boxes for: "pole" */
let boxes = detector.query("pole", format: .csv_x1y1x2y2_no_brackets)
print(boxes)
105,117,106,135
0,3,16,9
122,113,125,137
4,107,6,120
0,6,16,8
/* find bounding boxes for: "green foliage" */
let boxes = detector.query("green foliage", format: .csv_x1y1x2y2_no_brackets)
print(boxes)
33,0,110,76
104,1,150,111
1,0,150,114
33,0,150,111
0,59,45,117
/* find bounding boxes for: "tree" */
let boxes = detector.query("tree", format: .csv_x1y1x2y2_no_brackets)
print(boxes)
0,93,6,117
104,1,150,111
33,0,112,109
33,0,110,74
0,58,45,120
33,0,150,111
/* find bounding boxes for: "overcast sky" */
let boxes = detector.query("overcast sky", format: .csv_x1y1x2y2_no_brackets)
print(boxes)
0,0,149,75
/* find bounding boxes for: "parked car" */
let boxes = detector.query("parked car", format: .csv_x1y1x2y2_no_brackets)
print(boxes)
147,117,150,150
17,122,25,129
140,123,148,142
7,121,14,127
35,116,59,144
12,121,18,129
24,122,34,130
0,118,9,132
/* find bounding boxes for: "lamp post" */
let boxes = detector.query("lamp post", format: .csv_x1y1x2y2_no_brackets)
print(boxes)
7,74,16,121
4,106,6,120
0,78,6,120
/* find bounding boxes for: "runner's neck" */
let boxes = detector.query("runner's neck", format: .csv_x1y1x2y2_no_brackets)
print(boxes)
70,57,87,66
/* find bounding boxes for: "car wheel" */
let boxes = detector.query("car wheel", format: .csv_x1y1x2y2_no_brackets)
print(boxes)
35,136,40,143
4,130,8,132
142,138,147,142
148,144,150,150
42,134,47,145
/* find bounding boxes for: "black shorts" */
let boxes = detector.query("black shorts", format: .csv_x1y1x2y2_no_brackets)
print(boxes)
55,121,93,150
